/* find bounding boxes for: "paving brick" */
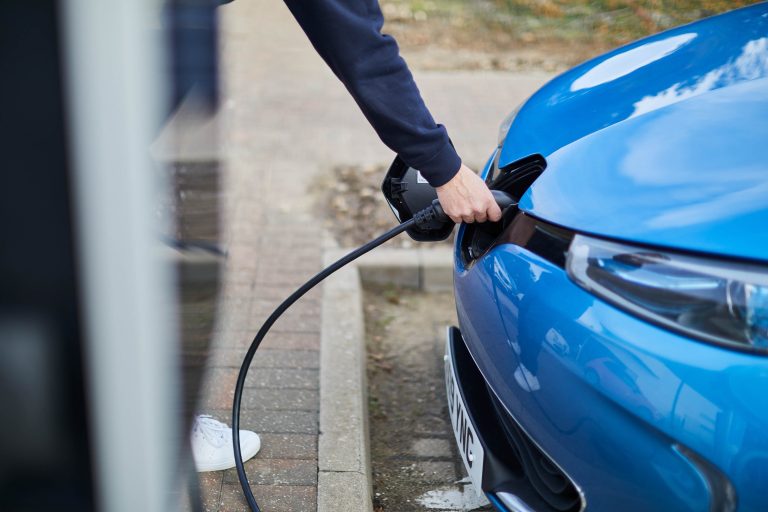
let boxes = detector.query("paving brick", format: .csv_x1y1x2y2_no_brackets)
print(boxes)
207,347,252,368
257,226,321,237
202,385,319,412
251,248,320,264
212,327,321,349
223,232,259,250
223,458,317,486
209,348,319,369
219,282,257,299
251,349,319,369
255,257,320,274
218,483,316,512
222,266,259,284
240,388,319,411
212,330,260,349
258,433,317,459
235,203,264,220
222,270,258,286
247,301,321,332
255,267,321,287
246,305,322,330
259,331,320,350
206,409,318,435
254,235,322,251
245,409,317,435
260,322,321,336
214,300,255,332
252,298,321,318
215,315,256,334
248,298,322,331
217,296,252,314
198,471,223,512
244,368,319,389
225,246,261,270
240,284,321,303
199,368,237,410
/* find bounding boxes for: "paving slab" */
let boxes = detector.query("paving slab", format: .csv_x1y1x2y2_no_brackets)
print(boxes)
223,459,318,486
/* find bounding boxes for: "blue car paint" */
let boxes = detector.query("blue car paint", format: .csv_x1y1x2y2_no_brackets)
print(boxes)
520,78,768,262
504,3,768,257
455,4,768,511
454,245,768,511
499,3,768,170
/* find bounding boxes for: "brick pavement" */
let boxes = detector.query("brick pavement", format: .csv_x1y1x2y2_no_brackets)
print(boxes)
195,1,549,511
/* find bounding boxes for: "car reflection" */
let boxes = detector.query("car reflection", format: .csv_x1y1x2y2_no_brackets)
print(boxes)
584,356,660,422
632,37,768,118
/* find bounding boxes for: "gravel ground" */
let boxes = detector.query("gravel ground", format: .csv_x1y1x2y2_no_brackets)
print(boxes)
365,285,491,512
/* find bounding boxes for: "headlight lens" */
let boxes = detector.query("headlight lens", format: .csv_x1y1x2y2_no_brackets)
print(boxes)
498,105,521,145
567,234,768,352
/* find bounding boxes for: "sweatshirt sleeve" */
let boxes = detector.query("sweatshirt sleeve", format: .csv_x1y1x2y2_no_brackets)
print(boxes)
283,0,461,187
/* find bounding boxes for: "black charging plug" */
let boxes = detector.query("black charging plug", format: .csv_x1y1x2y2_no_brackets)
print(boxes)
413,190,516,229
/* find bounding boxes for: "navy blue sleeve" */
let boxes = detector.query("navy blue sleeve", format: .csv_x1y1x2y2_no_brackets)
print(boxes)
283,0,461,187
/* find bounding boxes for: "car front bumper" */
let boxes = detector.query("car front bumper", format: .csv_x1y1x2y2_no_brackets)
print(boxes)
449,234,768,512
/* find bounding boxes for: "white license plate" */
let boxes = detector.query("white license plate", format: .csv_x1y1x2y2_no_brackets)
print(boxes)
445,331,485,496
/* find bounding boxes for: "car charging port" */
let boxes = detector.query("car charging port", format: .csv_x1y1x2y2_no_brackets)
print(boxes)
461,155,546,265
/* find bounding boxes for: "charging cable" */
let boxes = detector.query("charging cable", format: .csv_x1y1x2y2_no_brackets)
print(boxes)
232,194,514,511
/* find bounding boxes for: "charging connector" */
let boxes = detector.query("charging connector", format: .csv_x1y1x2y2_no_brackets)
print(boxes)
414,191,516,229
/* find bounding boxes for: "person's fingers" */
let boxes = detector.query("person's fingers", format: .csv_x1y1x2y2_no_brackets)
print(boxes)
435,165,510,225
443,205,462,224
487,202,502,222
462,208,475,223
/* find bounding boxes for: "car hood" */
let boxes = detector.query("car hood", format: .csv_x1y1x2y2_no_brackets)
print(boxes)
501,4,768,262
499,3,768,168
519,77,768,262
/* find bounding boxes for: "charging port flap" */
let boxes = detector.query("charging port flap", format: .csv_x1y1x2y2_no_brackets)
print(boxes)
461,156,546,265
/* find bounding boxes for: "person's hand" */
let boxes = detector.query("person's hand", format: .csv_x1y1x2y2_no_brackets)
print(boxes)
436,164,502,224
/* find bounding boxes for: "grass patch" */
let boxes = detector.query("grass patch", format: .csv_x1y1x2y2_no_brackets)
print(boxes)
382,0,762,67
489,0,760,45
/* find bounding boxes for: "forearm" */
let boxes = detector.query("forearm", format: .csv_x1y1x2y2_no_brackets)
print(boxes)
283,0,461,186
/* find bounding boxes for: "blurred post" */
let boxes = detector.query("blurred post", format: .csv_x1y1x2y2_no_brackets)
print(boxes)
0,0,222,510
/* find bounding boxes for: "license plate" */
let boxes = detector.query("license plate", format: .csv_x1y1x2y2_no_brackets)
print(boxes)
445,330,485,496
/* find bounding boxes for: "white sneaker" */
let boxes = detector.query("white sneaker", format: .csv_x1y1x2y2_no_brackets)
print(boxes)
191,415,261,472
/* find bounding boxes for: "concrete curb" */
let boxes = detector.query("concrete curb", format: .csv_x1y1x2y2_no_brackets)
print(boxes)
348,246,454,292
317,241,452,512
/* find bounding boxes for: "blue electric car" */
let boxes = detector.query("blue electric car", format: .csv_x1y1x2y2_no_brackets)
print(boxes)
445,4,768,511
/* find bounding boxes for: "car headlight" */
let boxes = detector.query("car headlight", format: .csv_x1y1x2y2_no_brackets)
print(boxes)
567,234,768,352
498,105,521,145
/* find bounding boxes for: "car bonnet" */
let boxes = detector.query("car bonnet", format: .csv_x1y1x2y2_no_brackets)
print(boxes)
518,77,768,262
498,4,768,262
499,3,768,169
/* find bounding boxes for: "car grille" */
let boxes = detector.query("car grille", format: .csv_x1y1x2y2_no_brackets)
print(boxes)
488,390,582,512
451,328,584,511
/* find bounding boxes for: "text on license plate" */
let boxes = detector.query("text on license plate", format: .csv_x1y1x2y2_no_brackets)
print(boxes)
445,335,485,496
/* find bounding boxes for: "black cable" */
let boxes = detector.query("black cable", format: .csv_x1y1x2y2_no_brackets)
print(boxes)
230,192,514,510
232,218,416,512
